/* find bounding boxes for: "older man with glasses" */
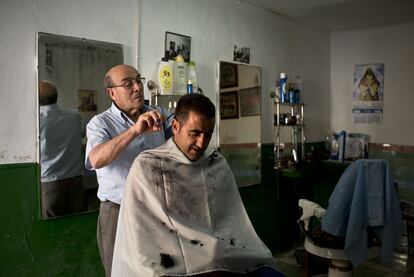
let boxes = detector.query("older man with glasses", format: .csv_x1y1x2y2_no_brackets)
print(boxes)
85,64,173,276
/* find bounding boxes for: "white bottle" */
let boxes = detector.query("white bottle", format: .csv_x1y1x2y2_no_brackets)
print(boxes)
174,54,186,95
157,57,173,95
186,61,198,93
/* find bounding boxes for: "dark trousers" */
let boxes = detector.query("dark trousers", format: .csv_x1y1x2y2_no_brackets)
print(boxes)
97,201,120,277
41,175,85,218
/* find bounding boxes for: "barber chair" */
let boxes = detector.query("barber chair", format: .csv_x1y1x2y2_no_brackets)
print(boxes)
297,159,402,277
298,199,380,277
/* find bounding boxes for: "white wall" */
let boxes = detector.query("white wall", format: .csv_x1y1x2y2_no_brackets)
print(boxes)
0,0,138,164
138,0,331,147
330,21,414,145
0,0,331,164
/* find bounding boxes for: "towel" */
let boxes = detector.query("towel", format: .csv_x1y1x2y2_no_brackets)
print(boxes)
321,159,402,266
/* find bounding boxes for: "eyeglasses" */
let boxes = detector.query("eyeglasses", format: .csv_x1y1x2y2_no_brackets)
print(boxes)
110,76,146,89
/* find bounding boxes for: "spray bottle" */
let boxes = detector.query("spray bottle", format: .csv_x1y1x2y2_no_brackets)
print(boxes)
279,73,288,103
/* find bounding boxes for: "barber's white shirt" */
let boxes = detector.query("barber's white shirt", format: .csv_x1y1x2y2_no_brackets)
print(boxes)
85,103,172,205
40,103,82,182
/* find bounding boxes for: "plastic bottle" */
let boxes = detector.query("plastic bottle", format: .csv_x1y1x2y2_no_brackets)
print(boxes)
288,88,295,103
330,133,339,160
294,76,302,103
186,61,198,93
338,130,347,163
157,57,173,95
174,54,186,95
187,80,193,94
279,73,288,103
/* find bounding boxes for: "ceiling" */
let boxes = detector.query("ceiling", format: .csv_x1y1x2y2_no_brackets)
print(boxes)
244,0,414,31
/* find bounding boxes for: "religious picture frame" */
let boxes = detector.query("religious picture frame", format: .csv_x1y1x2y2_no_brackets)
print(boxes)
220,62,238,88
164,31,191,62
239,87,261,117
220,91,239,119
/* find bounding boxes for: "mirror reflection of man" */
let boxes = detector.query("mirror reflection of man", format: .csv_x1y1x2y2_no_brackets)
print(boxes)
112,94,284,277
85,64,173,277
39,80,85,218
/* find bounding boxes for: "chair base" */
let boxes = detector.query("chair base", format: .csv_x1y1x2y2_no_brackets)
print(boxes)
328,259,353,277
304,237,380,277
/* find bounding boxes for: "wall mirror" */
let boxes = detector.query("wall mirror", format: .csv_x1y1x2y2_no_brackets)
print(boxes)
217,61,262,187
37,32,123,219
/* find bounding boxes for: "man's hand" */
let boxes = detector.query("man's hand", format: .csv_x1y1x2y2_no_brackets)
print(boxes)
88,110,166,169
131,110,167,136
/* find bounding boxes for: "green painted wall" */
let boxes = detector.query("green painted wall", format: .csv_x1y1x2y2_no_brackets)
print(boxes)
0,163,103,277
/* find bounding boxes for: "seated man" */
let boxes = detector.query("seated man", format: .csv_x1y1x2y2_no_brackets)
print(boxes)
112,94,284,276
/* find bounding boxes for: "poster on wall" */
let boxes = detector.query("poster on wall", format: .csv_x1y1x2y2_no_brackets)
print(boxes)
352,63,384,124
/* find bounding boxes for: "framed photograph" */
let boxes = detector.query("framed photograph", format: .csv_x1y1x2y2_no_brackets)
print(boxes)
233,45,250,64
164,31,191,62
77,89,98,141
220,91,239,119
220,62,238,88
77,89,97,112
239,87,261,117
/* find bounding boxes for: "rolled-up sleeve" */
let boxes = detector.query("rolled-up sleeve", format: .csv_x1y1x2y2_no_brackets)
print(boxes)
85,116,110,170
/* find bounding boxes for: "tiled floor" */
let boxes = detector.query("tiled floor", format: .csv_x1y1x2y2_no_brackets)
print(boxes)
274,246,414,277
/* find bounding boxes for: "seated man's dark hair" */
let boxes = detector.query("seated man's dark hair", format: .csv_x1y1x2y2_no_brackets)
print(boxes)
174,93,216,123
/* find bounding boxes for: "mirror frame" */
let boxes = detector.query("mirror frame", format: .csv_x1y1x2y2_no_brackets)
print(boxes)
36,32,124,219
216,60,262,187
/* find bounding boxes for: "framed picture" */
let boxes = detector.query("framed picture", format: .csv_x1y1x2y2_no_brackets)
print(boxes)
220,91,239,119
77,89,98,112
239,87,261,117
233,45,250,64
220,62,238,88
164,31,191,62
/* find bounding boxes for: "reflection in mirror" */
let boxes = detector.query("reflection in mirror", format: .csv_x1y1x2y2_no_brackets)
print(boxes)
217,61,262,187
37,32,123,219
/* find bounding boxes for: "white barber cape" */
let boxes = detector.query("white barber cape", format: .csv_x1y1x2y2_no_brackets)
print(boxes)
112,138,276,276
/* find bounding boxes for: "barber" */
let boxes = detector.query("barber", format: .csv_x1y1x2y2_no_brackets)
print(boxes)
39,80,85,218
85,64,172,277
